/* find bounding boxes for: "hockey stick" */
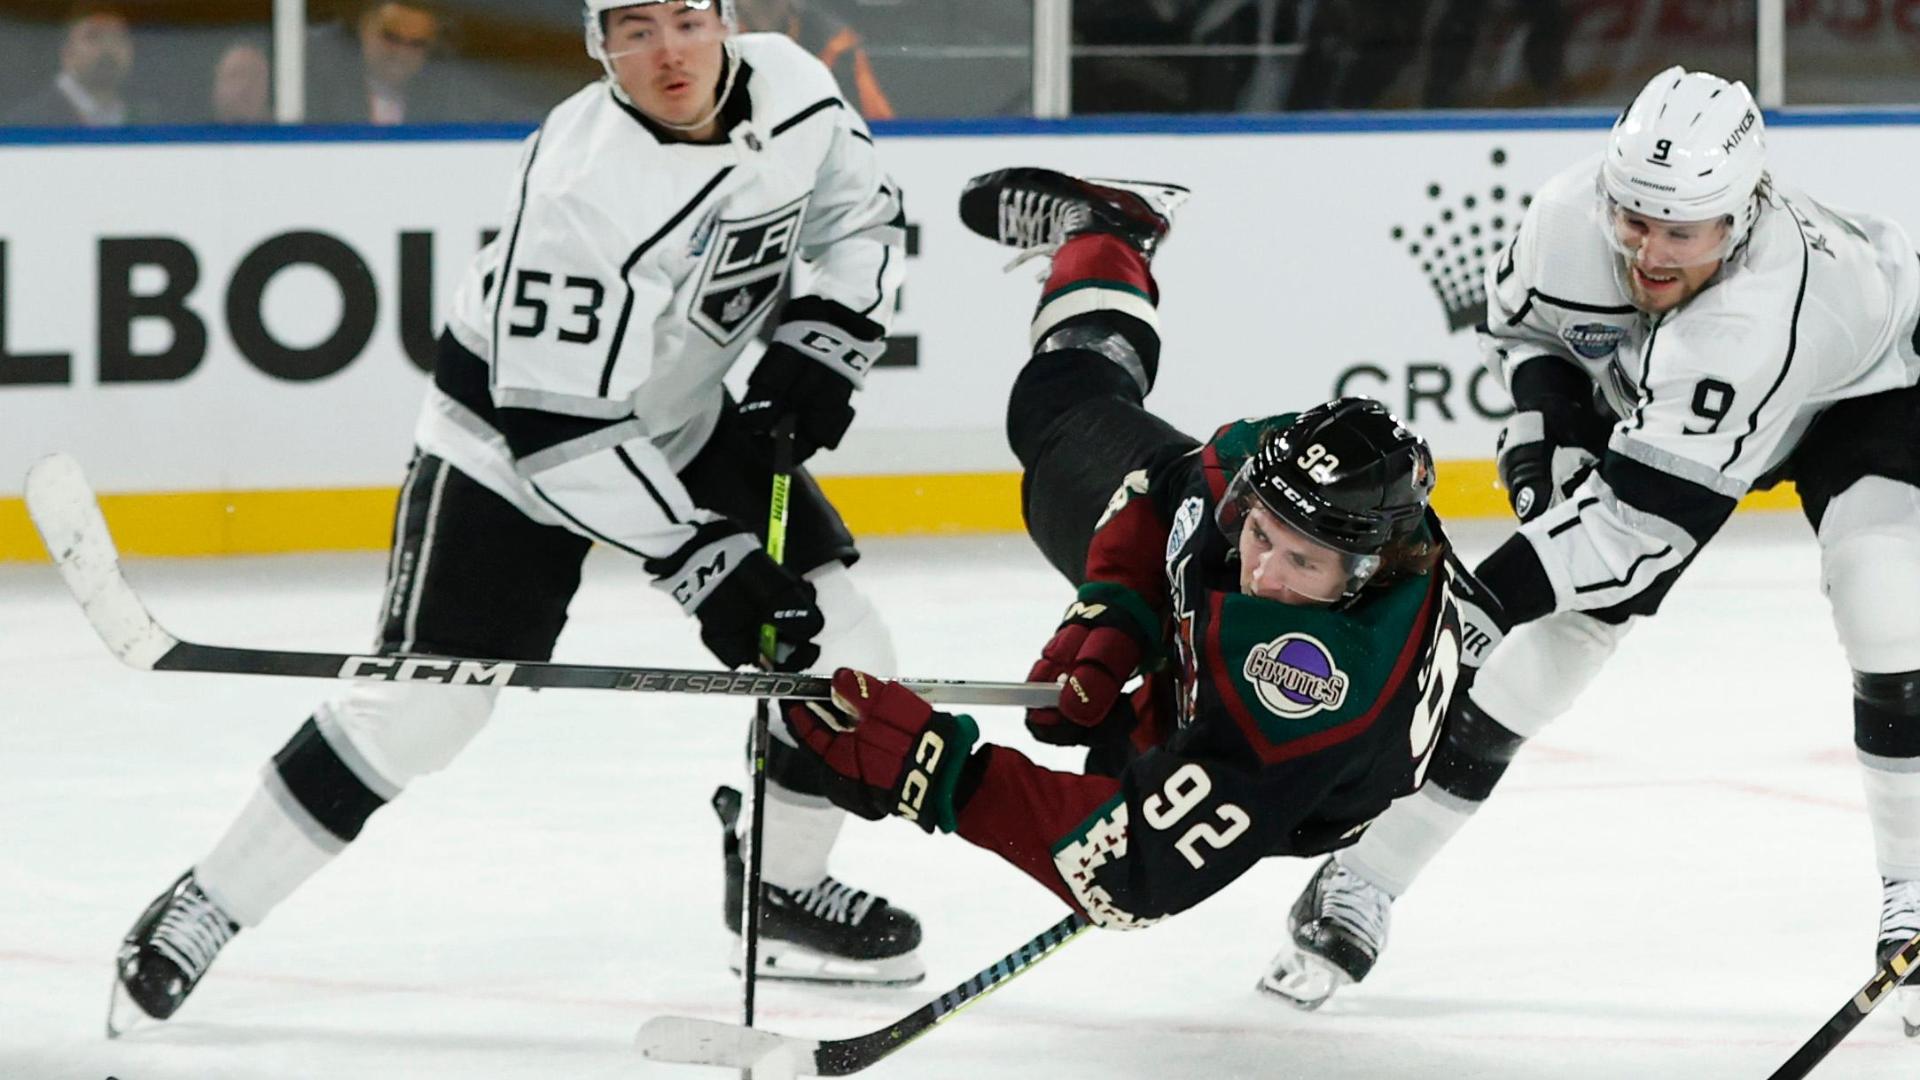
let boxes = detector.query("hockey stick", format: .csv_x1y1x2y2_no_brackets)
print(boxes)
1765,928,1920,1080
21,453,1057,709
740,418,796,1032
638,912,1092,1076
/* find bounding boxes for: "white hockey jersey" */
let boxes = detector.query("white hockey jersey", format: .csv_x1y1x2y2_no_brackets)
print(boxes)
415,33,904,566
1480,155,1920,617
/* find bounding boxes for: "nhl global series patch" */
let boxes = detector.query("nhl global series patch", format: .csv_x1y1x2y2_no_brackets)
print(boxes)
1563,322,1626,360
690,194,809,346
1243,633,1350,719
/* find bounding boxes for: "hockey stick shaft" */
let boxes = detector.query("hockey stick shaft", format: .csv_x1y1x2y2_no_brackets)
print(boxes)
637,912,1092,1076
22,453,1057,709
1766,928,1920,1080
810,912,1091,1075
741,419,796,1030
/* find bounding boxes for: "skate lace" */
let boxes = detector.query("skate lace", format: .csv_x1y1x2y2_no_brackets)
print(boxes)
150,885,236,979
790,877,877,926
1884,878,1920,940
1321,865,1390,949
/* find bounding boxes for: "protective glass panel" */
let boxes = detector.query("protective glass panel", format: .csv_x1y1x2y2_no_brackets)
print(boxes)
1071,1,1758,112
0,1,275,127
1783,5,1920,104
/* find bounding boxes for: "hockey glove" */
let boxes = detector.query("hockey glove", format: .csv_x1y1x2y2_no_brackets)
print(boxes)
1496,357,1614,523
739,298,887,463
785,668,981,834
646,520,824,671
1025,584,1157,746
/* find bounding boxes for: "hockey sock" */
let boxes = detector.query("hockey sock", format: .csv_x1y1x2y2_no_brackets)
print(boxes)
756,784,849,892
1338,785,1478,899
1027,234,1162,395
195,768,341,928
1857,670,1920,881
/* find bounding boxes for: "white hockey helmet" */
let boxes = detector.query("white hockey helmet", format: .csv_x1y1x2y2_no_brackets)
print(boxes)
1599,66,1767,266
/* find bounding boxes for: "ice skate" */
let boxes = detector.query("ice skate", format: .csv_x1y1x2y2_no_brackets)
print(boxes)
107,870,239,1037
1260,857,1391,1010
716,786,925,986
1878,877,1920,1037
959,167,1189,260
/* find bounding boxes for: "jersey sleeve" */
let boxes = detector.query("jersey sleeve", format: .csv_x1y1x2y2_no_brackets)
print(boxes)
1474,306,1802,622
1481,212,1583,383
953,741,1347,929
786,103,905,336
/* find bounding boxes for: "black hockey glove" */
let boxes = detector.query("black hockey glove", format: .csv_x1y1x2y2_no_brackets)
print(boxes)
646,520,824,671
1496,356,1615,523
739,298,887,463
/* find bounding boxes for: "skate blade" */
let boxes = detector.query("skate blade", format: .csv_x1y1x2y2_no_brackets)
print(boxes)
1899,984,1920,1039
105,977,150,1039
1088,177,1193,221
1257,948,1352,1012
730,938,926,987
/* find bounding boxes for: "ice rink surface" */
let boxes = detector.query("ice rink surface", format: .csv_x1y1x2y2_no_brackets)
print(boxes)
4,512,1918,1080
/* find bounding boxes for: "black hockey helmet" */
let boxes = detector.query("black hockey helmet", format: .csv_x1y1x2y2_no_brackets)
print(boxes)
1217,397,1434,593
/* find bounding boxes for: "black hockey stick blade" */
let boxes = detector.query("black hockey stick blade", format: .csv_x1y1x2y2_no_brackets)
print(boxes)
638,912,1091,1076
1766,928,1920,1080
21,452,1059,709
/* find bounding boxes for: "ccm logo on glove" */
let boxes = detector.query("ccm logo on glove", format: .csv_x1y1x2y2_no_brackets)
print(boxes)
895,729,948,824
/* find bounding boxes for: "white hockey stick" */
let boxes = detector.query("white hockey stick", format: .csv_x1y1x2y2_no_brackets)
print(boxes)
21,453,1058,709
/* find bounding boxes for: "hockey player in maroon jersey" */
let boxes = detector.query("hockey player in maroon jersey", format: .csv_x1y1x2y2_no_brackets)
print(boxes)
777,168,1486,932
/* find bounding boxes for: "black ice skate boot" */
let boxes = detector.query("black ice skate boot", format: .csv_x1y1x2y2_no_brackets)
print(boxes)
1260,856,1392,1010
1877,876,1920,1037
107,870,240,1037
958,167,1189,259
714,786,924,986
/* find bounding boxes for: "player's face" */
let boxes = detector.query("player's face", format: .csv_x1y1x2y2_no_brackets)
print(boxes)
1237,505,1351,606
359,3,439,88
62,13,133,94
605,3,728,131
1610,207,1727,313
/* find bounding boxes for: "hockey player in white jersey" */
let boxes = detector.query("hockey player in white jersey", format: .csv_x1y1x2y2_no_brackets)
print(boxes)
107,0,921,1034
1265,66,1920,1033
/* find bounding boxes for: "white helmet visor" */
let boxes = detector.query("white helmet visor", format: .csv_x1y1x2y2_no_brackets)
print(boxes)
1597,191,1737,271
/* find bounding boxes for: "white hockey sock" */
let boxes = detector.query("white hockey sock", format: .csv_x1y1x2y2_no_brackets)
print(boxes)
193,767,341,928
1337,786,1479,899
1860,753,1920,882
756,786,847,892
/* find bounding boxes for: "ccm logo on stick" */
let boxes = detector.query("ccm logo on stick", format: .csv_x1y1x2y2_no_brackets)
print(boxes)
339,656,516,685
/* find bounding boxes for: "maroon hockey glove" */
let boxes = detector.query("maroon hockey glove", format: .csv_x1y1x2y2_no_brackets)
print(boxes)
784,668,981,834
739,298,886,463
1025,587,1155,746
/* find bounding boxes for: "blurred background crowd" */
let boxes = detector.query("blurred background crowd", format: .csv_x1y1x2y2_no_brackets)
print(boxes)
1,0,1918,128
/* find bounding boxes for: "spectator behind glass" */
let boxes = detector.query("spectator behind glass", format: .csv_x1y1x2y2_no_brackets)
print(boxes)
5,2,156,126
736,0,893,119
211,42,272,124
307,1,461,124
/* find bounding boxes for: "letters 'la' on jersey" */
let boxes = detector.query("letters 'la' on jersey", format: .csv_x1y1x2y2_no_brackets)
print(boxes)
415,33,904,562
953,416,1463,929
1478,156,1920,618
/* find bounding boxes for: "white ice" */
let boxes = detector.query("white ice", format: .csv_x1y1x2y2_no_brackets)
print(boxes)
2,513,1916,1079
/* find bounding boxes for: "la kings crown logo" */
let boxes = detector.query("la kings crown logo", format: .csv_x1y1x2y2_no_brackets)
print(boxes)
1392,148,1531,333
690,195,809,345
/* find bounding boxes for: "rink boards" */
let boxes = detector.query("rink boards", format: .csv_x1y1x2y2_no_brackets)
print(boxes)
4,111,1910,558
